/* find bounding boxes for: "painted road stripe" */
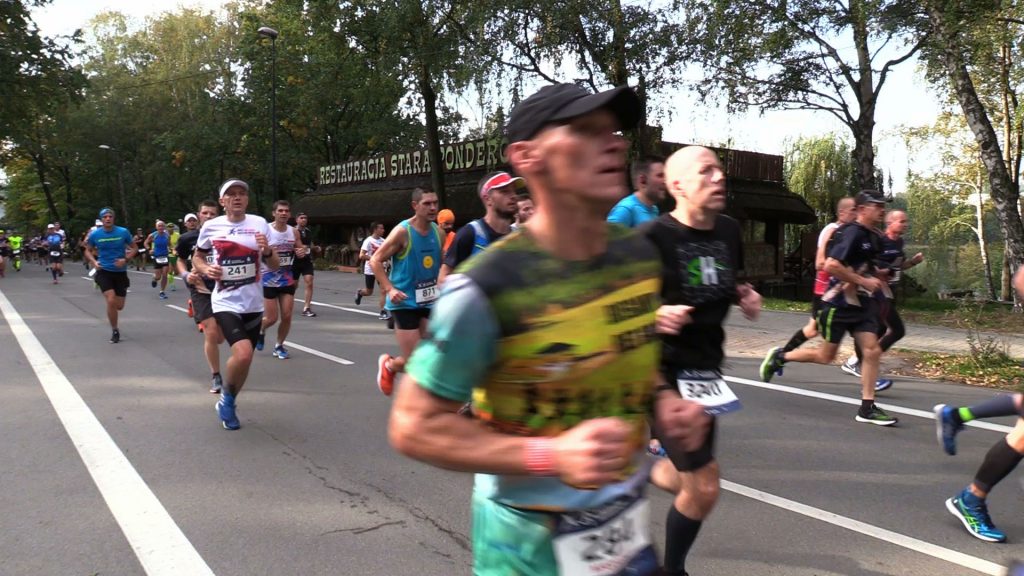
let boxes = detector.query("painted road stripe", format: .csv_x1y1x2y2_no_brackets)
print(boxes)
0,289,215,576
310,300,380,317
724,375,1014,434
722,479,1004,575
163,305,355,365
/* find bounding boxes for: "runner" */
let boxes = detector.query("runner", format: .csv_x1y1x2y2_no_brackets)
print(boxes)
293,212,318,317
192,179,279,430
512,194,535,230
759,190,897,426
607,155,666,227
777,197,855,359
644,145,762,576
175,203,226,393
933,266,1024,543
85,208,137,343
167,223,180,291
9,230,23,272
355,221,385,310
388,83,710,576
132,228,148,271
257,200,305,360
45,224,65,284
438,170,522,282
369,186,442,397
145,220,172,299
438,209,456,254
840,209,924,386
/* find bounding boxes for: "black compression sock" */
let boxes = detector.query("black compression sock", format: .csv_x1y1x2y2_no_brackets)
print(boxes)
782,329,808,352
664,506,702,576
974,438,1024,493
860,399,874,412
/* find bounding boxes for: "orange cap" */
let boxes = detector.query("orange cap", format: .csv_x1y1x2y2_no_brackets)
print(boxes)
438,209,455,224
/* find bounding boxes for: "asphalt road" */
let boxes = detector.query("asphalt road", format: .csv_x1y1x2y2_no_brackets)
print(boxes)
2,262,1023,576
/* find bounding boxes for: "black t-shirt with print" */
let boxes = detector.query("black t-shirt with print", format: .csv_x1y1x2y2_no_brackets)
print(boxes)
828,222,881,273
643,214,744,371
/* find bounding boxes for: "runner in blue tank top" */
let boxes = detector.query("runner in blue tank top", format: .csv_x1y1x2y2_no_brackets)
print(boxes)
145,220,172,299
369,187,441,397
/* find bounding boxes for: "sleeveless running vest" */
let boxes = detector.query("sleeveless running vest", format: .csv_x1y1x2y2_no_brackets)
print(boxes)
387,220,442,311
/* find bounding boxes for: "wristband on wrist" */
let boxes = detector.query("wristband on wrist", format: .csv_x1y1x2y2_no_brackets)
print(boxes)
524,437,556,476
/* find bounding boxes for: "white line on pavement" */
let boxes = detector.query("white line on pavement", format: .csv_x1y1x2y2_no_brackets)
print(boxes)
0,289,215,576
724,375,1014,434
310,300,380,317
162,305,356,365
721,479,1004,575
284,342,354,365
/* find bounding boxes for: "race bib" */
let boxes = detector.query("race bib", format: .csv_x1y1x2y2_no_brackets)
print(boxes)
13,250,20,256
88,268,97,278
553,494,657,576
676,370,741,416
415,280,438,305
155,256,168,264
50,250,61,257
278,252,294,267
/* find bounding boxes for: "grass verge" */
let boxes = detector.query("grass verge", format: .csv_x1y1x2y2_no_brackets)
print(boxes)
893,350,1024,390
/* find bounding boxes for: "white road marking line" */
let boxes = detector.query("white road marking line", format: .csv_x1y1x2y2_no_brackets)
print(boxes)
163,305,356,365
724,375,1014,434
721,479,1004,575
310,300,380,317
283,342,354,365
0,288,215,576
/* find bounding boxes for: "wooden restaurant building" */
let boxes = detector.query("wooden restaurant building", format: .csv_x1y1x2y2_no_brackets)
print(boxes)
294,137,816,282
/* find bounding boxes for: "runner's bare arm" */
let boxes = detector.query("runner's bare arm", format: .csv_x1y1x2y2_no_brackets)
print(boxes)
1014,266,1024,298
370,225,408,292
391,376,638,487
815,227,837,271
824,257,882,293
257,232,279,271
124,240,138,263
193,247,221,280
293,228,307,259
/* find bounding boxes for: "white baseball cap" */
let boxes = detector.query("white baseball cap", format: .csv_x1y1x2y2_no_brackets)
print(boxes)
218,179,249,198
184,213,198,222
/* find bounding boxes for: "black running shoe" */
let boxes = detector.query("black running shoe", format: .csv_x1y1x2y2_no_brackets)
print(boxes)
110,329,120,344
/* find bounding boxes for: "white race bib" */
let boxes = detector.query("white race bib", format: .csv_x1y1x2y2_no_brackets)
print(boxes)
155,256,168,264
224,263,257,281
50,250,61,257
415,280,438,305
676,371,741,416
553,497,653,576
278,254,294,267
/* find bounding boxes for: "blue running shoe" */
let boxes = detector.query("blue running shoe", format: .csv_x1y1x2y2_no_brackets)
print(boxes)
874,379,893,392
934,404,963,456
273,345,290,360
158,291,168,300
946,490,1006,543
255,332,265,351
760,347,784,382
216,394,240,430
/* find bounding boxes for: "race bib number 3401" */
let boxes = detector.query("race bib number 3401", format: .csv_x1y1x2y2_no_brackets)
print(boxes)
676,369,741,416
552,495,658,576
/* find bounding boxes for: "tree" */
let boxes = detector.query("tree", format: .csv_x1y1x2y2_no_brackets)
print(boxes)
920,0,1024,299
681,0,928,191
784,134,855,226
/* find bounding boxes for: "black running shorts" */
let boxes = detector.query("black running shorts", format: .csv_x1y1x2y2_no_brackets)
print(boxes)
391,307,430,330
190,289,214,323
816,298,881,344
214,311,263,347
263,285,297,299
292,257,314,277
364,273,376,291
96,269,130,297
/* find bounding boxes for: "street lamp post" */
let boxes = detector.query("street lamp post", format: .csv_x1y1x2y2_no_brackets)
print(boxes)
258,26,279,201
98,144,129,226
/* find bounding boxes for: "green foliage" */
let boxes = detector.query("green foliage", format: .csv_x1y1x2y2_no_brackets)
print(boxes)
784,134,855,226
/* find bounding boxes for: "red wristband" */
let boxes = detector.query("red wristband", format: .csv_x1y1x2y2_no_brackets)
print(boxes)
524,438,556,476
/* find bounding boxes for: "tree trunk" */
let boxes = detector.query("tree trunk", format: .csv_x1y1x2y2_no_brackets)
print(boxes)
418,61,446,207
31,152,60,223
925,1,1024,288
975,186,995,300
850,4,877,192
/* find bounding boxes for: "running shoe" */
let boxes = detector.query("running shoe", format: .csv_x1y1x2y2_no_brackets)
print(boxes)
301,307,317,317
110,329,120,344
377,353,395,396
151,279,157,288
946,489,1006,542
159,291,168,300
209,373,223,394
255,332,265,351
934,404,963,456
355,292,363,305
273,345,290,360
759,347,784,382
53,279,58,284
187,299,194,318
378,310,388,320
216,394,240,430
841,357,861,378
855,404,897,426
874,379,894,392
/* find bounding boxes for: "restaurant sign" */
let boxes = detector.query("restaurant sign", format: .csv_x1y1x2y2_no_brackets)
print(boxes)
319,137,509,186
